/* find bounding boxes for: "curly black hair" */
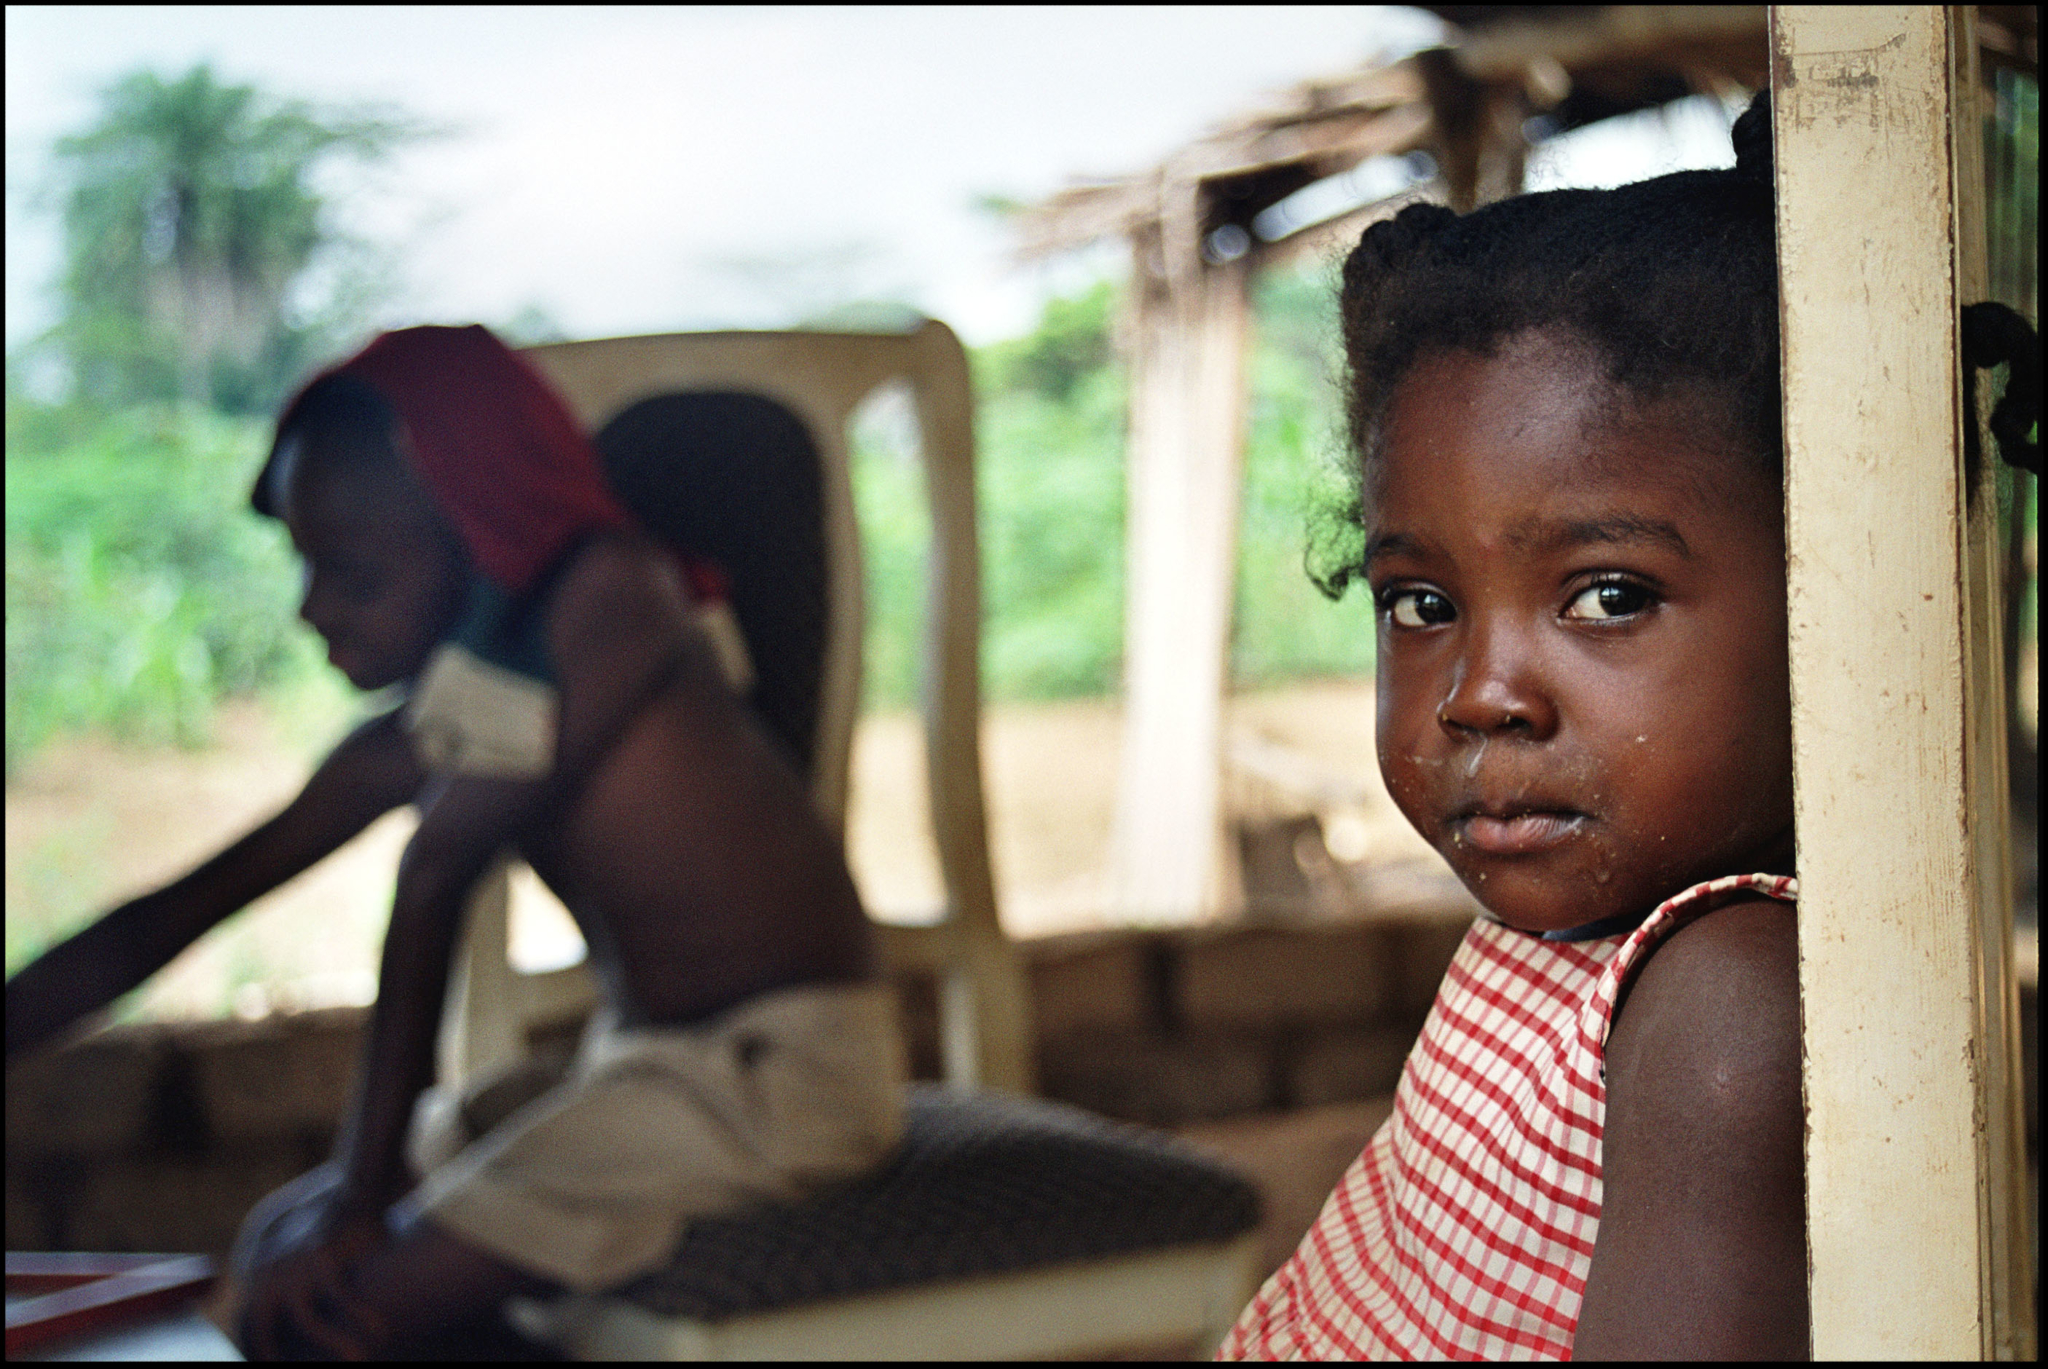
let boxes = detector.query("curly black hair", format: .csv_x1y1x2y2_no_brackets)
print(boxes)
1309,90,1780,597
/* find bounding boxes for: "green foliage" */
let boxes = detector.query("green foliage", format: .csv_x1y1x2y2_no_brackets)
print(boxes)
851,281,1129,712
852,262,1371,713
1234,264,1376,683
1985,69,2038,323
848,412,930,714
976,280,1117,402
978,360,1130,699
43,64,426,415
4,398,326,775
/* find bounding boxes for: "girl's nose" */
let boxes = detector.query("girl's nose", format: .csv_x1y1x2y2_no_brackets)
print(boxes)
1436,622,1558,740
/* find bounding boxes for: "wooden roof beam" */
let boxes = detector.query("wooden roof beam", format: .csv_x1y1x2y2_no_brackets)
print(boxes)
1445,5,1766,83
1017,99,1435,261
1181,101,1434,186
1218,63,1428,133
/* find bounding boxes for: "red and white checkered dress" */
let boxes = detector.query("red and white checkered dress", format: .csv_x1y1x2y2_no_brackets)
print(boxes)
1219,872,1798,1361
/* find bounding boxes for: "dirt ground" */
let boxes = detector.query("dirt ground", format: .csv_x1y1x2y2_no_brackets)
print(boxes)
4,679,1432,1021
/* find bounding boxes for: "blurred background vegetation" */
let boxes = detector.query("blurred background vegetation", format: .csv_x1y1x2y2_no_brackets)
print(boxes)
6,62,1377,787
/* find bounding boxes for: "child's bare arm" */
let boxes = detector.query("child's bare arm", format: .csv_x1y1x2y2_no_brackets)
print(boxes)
5,709,423,1062
1573,897,1808,1359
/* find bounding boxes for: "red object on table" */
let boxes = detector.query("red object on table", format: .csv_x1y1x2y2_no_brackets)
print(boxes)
5,1252,218,1356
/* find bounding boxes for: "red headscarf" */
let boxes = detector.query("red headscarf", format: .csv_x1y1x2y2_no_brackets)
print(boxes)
271,324,635,596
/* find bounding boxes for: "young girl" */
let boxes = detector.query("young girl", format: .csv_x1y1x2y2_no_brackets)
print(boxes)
1221,93,1807,1359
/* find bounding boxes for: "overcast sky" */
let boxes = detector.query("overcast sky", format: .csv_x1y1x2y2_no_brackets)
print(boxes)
6,6,1736,355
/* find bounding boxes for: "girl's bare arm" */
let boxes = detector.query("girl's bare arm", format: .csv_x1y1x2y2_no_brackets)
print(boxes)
1573,896,1808,1360
6,708,424,1062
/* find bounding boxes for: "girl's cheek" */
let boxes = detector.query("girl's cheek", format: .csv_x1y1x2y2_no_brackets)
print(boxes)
1378,741,1439,833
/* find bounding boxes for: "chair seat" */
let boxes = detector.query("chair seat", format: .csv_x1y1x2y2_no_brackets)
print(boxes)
613,1084,1262,1320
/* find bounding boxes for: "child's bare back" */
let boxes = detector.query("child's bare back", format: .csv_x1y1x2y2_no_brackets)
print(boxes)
449,529,874,1028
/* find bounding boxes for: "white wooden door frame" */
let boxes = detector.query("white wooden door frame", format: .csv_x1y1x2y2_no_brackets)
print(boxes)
1771,5,2034,1358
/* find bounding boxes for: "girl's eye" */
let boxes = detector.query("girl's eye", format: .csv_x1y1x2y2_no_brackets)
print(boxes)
1564,580,1654,621
1382,587,1456,629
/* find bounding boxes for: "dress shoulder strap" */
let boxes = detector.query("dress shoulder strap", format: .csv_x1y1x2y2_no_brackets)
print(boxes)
1576,873,1799,1079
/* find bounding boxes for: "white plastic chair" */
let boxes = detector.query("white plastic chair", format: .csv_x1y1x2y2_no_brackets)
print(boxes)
432,322,1262,1359
437,321,1030,1095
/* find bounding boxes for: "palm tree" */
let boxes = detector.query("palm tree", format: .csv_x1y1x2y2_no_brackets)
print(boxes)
49,64,425,413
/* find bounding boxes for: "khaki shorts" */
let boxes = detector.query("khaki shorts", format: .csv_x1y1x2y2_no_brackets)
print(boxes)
407,980,906,1292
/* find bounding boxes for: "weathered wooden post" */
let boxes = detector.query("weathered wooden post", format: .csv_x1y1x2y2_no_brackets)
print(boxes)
1106,191,1255,925
1771,4,2034,1356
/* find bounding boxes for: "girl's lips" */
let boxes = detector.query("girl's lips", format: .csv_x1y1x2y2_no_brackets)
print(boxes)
1454,811,1588,856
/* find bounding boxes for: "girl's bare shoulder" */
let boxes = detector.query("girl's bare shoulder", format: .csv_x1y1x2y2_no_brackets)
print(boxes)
1610,895,1801,1121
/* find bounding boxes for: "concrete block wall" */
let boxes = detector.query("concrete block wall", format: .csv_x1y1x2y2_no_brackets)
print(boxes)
4,919,1475,1256
7,1009,365,1255
1020,917,1472,1128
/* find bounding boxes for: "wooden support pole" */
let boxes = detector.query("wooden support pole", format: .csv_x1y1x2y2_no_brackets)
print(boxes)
1417,48,1528,213
1108,217,1253,924
1771,5,2033,1357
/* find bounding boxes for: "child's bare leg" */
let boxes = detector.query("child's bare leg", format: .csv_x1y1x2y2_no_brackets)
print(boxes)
231,1168,563,1359
231,1164,343,1269
341,1212,564,1360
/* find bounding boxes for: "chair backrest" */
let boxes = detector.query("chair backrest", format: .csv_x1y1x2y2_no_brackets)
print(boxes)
593,390,829,778
435,321,1035,1094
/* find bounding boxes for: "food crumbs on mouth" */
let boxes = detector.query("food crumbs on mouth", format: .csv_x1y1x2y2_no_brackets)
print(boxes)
1634,735,1647,743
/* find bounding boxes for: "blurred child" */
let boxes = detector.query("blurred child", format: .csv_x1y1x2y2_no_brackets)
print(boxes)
1221,94,1807,1359
6,325,902,1358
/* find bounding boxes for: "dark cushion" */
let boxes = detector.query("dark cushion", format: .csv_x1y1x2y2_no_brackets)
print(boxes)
615,1084,1262,1320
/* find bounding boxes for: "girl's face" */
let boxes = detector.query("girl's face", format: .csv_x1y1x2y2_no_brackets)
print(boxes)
274,432,467,692
1367,329,1794,935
